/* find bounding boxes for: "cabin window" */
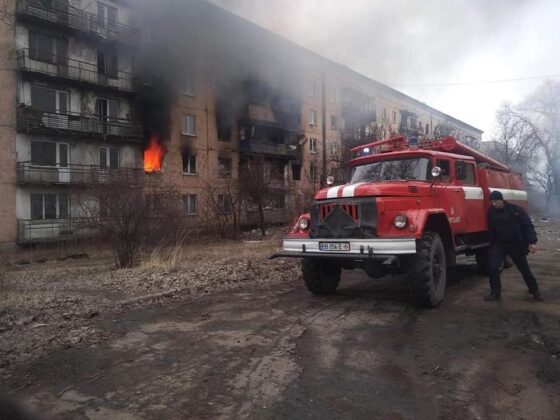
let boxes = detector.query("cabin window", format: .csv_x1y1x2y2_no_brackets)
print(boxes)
435,159,451,183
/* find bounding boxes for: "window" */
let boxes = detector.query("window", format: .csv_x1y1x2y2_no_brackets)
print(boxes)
392,111,397,123
30,193,69,220
31,141,68,167
383,107,387,120
99,147,119,169
331,115,338,130
97,51,118,78
331,142,338,156
97,2,118,30
351,158,432,183
309,138,318,153
218,157,232,177
181,68,195,96
435,159,451,182
218,194,231,214
309,81,317,97
97,98,118,119
28,31,57,64
309,162,318,181
182,194,197,215
31,85,68,114
216,112,232,141
425,123,430,135
309,109,317,126
181,114,197,136
182,152,197,174
455,160,476,185
331,89,337,104
292,164,301,181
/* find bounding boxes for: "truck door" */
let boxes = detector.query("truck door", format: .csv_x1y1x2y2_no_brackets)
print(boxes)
456,160,485,232
438,159,467,233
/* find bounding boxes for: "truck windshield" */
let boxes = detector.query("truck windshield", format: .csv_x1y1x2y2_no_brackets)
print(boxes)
350,158,431,183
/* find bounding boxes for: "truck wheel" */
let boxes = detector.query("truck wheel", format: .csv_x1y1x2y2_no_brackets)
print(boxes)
475,249,504,274
408,231,447,307
302,259,341,295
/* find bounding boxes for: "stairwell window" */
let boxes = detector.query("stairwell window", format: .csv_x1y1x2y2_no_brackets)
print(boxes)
181,114,197,136
309,138,318,154
309,109,317,126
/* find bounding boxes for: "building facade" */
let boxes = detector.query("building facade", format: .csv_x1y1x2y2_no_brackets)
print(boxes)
0,0,483,247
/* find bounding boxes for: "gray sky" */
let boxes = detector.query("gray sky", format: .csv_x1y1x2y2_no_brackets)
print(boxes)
209,0,560,140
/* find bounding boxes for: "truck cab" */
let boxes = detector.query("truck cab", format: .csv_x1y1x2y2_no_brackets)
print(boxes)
273,136,527,307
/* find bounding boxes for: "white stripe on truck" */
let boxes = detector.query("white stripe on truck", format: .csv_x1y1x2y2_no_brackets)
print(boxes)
463,186,484,200
326,185,343,198
489,188,528,201
341,182,365,197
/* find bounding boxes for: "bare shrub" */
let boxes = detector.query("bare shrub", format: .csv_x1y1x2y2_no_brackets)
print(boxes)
199,177,241,240
77,173,187,268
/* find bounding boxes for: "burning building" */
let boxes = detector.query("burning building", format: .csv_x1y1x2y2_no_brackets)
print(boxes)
0,0,483,247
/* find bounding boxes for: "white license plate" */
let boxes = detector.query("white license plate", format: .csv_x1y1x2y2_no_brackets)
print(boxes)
319,242,351,251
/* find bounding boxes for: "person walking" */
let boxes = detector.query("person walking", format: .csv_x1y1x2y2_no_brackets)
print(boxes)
485,190,543,301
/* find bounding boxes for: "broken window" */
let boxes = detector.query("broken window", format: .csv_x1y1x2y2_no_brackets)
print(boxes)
182,152,197,174
181,114,197,136
309,109,317,126
218,157,232,177
99,147,119,169
30,193,69,220
309,138,318,153
182,194,197,215
216,112,232,141
292,164,301,181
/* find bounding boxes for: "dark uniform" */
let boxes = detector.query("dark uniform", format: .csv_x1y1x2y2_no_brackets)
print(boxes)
487,201,540,299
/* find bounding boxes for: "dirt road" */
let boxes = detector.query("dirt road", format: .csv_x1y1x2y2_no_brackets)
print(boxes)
3,247,560,420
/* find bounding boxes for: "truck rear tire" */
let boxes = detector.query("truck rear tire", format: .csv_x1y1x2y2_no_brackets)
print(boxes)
408,231,447,307
302,259,341,295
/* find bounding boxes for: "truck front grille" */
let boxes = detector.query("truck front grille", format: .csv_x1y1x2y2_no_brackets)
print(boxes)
310,199,377,239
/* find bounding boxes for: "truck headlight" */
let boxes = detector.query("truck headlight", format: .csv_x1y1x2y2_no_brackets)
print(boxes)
298,217,310,230
394,214,408,229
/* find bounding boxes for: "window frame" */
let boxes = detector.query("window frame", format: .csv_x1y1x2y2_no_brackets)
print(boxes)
99,146,119,169
309,138,318,154
30,193,70,220
181,114,197,136
182,194,198,215
309,109,317,126
182,152,197,175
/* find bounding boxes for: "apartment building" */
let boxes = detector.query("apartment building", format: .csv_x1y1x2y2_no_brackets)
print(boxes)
0,0,483,247
0,0,143,247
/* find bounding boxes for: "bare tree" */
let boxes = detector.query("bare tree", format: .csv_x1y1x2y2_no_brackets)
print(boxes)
77,173,185,268
200,177,241,240
485,102,538,173
238,155,285,236
528,160,557,214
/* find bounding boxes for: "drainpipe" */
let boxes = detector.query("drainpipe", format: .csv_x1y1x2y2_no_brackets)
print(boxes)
321,70,327,184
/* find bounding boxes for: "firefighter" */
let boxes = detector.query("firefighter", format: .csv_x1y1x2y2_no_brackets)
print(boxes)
485,190,543,301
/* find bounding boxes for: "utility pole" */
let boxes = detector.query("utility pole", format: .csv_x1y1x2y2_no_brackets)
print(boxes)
321,70,327,184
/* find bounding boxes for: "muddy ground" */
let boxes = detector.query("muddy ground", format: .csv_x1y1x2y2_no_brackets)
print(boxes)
1,223,560,419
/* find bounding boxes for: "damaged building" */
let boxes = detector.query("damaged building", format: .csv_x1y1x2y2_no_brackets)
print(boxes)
0,0,482,247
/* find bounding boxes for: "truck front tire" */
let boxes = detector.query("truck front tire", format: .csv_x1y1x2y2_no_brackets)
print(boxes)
302,258,341,295
408,231,447,307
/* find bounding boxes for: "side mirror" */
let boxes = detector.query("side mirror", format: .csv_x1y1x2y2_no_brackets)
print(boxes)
326,175,335,186
431,167,442,178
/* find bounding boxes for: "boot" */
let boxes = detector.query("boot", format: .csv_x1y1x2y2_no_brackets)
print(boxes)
484,293,501,302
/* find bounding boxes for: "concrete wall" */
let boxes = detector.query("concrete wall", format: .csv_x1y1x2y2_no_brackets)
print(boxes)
0,0,17,246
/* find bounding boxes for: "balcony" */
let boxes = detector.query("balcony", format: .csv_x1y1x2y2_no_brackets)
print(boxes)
16,0,139,44
17,49,134,93
17,107,143,140
239,140,298,159
16,218,94,244
17,162,145,186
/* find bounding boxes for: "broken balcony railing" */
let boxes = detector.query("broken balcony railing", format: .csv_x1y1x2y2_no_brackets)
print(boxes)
16,162,145,186
16,107,143,140
16,0,139,43
16,49,134,92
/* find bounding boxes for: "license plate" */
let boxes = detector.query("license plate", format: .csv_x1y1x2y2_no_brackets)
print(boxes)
319,242,351,251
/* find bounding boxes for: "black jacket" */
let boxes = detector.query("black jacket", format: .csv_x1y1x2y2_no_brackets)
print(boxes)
488,202,537,250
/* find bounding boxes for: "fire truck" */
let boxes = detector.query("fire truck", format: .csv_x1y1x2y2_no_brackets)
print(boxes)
272,136,528,307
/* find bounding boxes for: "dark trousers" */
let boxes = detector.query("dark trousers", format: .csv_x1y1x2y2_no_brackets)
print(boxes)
489,244,539,296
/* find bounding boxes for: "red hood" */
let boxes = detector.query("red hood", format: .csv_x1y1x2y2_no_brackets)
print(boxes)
315,181,431,200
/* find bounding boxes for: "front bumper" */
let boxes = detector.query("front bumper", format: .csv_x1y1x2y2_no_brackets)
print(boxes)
271,237,417,260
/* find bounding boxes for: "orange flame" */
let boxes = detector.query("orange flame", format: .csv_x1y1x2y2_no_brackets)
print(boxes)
144,134,166,173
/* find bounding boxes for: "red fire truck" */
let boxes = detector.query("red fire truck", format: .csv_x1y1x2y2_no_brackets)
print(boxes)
272,136,528,307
